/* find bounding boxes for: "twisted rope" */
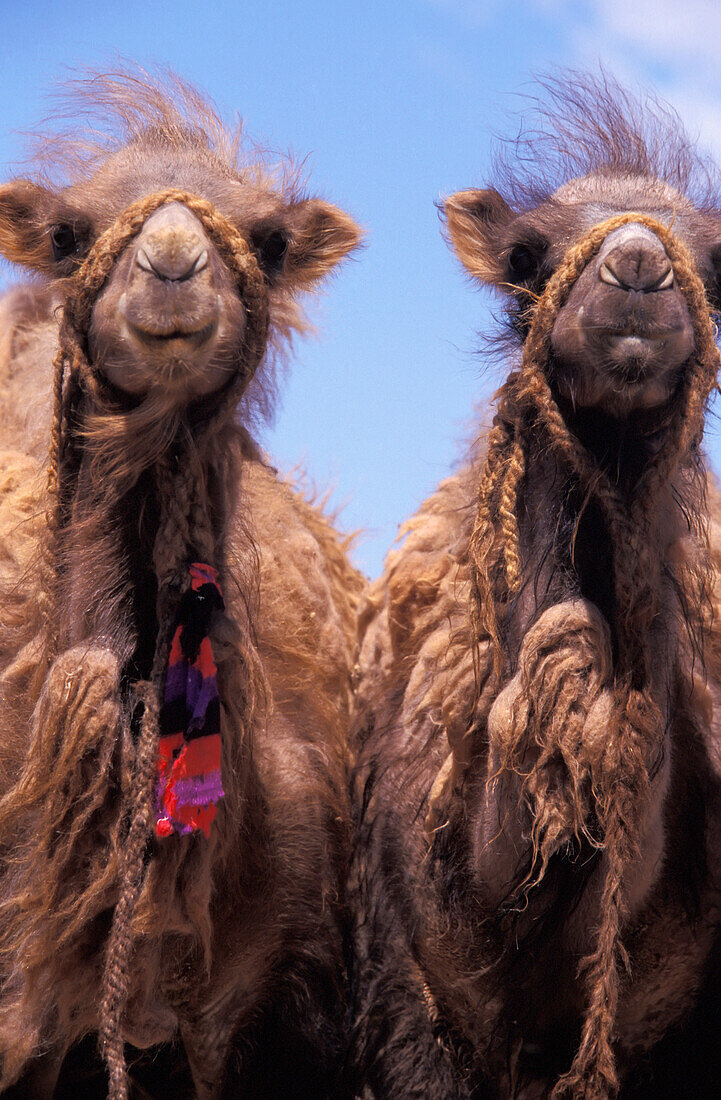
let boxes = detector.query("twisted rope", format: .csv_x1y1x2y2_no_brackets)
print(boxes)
472,212,718,673
99,683,160,1100
467,214,719,1098
44,189,268,646
40,189,269,1098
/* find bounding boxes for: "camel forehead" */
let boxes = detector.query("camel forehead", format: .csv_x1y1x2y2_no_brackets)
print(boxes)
552,173,692,214
62,139,285,231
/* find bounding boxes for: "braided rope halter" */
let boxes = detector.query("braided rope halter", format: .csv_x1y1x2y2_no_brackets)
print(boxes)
429,215,719,1098
42,189,270,1098
482,214,717,1098
472,213,719,675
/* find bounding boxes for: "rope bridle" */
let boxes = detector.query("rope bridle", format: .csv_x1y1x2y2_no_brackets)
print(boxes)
41,188,269,1099
44,187,269,650
424,214,719,1098
471,213,718,677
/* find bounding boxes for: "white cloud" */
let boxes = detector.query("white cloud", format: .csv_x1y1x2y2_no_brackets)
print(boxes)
591,0,721,74
426,0,721,161
544,0,721,163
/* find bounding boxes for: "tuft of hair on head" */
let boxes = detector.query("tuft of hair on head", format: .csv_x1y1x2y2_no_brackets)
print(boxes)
492,67,720,213
23,61,299,196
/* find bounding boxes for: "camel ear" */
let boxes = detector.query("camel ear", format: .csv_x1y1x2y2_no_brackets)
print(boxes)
283,199,362,289
0,180,92,276
443,188,515,285
0,180,61,272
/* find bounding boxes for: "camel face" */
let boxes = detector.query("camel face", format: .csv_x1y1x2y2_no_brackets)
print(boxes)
0,121,359,417
89,200,248,404
550,219,695,414
444,172,721,419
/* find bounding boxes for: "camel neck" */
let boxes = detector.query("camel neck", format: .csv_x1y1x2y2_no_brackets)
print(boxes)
501,418,692,677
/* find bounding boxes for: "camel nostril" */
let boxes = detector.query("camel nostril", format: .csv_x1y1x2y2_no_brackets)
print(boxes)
654,266,674,290
136,243,209,283
598,233,674,293
599,261,625,289
599,256,674,292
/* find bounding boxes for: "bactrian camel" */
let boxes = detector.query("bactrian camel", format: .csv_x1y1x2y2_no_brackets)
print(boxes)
351,73,721,1099
0,69,363,1099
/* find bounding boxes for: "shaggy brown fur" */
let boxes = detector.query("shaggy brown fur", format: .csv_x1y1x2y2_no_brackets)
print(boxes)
352,73,721,1099
0,69,363,1098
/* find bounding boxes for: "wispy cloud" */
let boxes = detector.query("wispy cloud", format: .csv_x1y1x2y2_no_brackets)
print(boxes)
554,0,721,158
429,0,721,158
588,0,721,75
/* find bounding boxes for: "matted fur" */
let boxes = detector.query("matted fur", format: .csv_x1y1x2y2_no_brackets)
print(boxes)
0,70,363,1098
352,74,721,1100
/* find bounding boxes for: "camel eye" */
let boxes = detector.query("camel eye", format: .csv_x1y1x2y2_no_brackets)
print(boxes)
507,243,540,282
250,226,290,277
253,227,289,277
50,224,79,263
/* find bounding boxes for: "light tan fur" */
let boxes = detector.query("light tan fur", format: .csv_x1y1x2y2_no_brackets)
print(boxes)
0,71,364,1100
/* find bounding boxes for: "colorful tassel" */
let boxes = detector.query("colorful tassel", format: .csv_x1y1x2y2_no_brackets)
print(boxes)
154,563,225,838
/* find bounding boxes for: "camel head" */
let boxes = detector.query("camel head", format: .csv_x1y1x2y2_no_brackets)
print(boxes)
445,182,720,416
443,77,721,421
0,75,360,416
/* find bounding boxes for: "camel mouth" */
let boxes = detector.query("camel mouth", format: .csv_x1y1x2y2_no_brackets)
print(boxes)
607,336,660,377
126,320,218,349
607,328,678,342
94,312,240,399
595,327,691,402
604,364,680,411
606,332,683,376
612,361,651,386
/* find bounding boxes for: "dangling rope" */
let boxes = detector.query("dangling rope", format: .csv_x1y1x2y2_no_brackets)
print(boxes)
466,214,719,1098
471,212,718,673
41,189,269,1099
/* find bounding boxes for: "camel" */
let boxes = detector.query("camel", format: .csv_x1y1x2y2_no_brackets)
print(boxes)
351,73,721,1098
0,69,363,1099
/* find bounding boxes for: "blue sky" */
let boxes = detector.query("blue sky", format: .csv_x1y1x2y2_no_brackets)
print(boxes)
1,1,720,576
